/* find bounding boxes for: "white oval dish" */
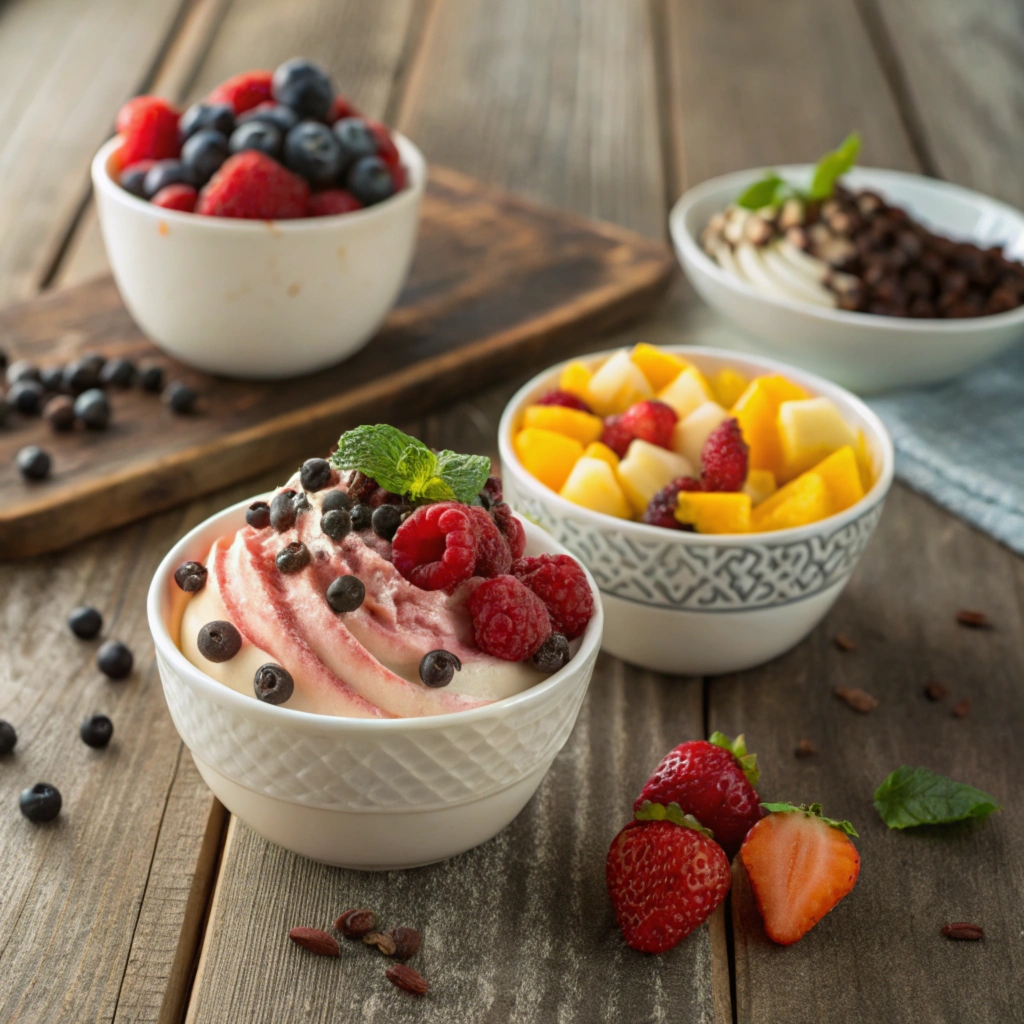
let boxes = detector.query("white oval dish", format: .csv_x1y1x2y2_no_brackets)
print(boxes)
499,346,894,675
92,133,425,379
670,166,1024,393
147,501,602,870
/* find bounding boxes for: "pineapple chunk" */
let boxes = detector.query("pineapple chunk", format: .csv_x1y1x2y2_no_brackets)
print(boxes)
559,361,593,401
514,428,584,492
743,469,777,506
676,492,752,534
560,457,633,519
630,343,690,391
811,446,864,513
671,401,729,468
751,472,830,532
657,366,713,420
616,440,695,517
585,350,654,416
855,429,875,493
522,404,603,445
778,397,858,478
731,374,807,481
711,367,749,409
583,441,620,469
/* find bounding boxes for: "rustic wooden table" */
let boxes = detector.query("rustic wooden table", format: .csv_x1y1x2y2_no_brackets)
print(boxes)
2,2,1022,1022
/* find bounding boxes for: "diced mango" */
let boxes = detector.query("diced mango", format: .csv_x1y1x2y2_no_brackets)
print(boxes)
630,343,691,392
811,446,864,513
711,367,749,409
657,366,713,420
560,457,633,519
671,401,729,467
514,428,584,492
559,361,593,401
757,374,809,407
676,492,752,534
855,429,875,493
585,351,654,416
522,404,603,445
616,440,695,517
777,397,858,479
583,441,621,469
743,469,777,506
751,473,830,531
731,377,793,479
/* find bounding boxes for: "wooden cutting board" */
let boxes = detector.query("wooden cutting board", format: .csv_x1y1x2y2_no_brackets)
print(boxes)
0,166,674,559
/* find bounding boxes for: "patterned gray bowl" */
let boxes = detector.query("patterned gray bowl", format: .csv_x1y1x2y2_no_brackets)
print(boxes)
499,346,894,675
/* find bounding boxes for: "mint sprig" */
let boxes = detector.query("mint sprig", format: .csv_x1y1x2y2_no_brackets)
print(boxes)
761,802,859,837
708,731,760,788
873,766,1000,830
330,424,490,504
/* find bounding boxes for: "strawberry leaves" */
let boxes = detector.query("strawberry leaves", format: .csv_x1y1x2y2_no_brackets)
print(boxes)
634,800,715,839
709,731,760,788
761,802,859,837
872,766,1000,830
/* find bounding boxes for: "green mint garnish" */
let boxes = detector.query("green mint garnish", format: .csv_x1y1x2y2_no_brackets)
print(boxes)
634,801,714,839
735,173,792,210
761,802,859,837
708,731,760,788
872,766,1000,830
330,424,490,504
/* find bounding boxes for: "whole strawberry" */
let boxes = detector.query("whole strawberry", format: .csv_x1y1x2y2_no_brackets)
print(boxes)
634,732,761,858
606,805,731,953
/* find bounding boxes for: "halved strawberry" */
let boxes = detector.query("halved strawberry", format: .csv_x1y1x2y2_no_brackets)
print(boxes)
739,802,860,945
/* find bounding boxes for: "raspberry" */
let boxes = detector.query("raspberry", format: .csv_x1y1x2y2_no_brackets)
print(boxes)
600,415,635,458
535,389,592,413
329,95,362,123
481,475,503,504
116,96,180,166
208,70,274,114
467,575,551,661
392,502,479,591
490,502,526,560
701,418,749,492
196,152,309,219
619,400,677,449
642,477,702,529
366,120,400,167
467,505,512,577
511,554,594,639
151,184,197,212
308,189,362,216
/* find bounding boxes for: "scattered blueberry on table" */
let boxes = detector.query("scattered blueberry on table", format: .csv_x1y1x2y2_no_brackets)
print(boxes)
0,720,17,756
97,640,133,680
80,714,114,749
19,783,62,823
16,445,51,480
68,605,104,640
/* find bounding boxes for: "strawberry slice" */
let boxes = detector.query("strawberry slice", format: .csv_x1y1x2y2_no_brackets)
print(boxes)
739,802,860,945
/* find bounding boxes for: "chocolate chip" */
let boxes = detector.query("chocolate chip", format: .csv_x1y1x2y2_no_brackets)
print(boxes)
197,620,242,662
254,663,294,704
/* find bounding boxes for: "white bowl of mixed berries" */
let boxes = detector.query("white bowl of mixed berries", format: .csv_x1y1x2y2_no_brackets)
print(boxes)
92,59,424,379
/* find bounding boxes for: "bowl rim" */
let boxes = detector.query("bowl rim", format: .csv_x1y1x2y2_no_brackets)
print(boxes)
498,343,895,545
670,164,1024,333
91,131,426,230
147,498,603,734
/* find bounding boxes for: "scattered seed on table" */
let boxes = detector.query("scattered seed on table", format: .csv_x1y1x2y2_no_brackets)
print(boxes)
386,963,429,995
288,927,339,957
336,908,377,938
952,699,971,718
834,686,878,713
833,633,856,652
795,739,816,757
942,922,983,941
923,681,949,701
955,609,992,629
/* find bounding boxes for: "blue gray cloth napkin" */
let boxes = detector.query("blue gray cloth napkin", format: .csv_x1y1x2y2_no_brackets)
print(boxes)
868,345,1024,555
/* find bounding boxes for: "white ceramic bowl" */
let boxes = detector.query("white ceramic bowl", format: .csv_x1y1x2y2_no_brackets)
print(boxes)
147,500,602,870
499,346,894,675
671,166,1024,393
92,134,425,379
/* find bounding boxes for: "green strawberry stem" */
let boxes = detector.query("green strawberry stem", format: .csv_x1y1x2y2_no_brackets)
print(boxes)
634,800,714,839
761,802,859,837
708,731,760,789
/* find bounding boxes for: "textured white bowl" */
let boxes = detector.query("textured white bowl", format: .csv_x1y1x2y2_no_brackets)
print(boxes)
499,346,893,675
147,500,602,870
671,166,1024,393
92,134,425,379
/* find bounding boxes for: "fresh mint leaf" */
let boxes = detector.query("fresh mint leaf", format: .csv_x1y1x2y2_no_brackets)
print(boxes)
435,449,491,504
735,173,788,210
808,132,861,200
873,766,1000,830
760,802,858,836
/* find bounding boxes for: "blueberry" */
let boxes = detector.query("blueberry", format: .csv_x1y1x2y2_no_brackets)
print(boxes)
6,359,40,385
419,649,461,688
276,541,311,574
68,605,103,639
531,632,570,673
0,347,7,373
19,783,61,823
326,575,364,613
284,122,342,187
228,121,283,160
197,620,243,662
39,364,65,391
119,164,151,198
332,117,377,172
44,395,75,431
238,103,298,134
61,358,100,395
99,357,136,389
163,381,197,414
17,445,51,480
300,457,332,492
246,501,271,529
346,155,395,207
272,58,334,121
350,503,372,531
173,560,207,593
9,380,44,415
81,353,106,375
0,395,10,425
321,508,351,541
144,160,197,199
179,101,235,141
371,504,402,541
0,720,16,755
270,490,298,532
182,128,229,184
253,663,294,705
97,640,133,680
139,363,164,392
321,489,352,513
80,714,113,749
74,388,111,430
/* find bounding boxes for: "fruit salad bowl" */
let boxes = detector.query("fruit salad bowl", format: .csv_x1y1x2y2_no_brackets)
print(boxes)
498,346,893,675
92,133,425,379
148,498,602,870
